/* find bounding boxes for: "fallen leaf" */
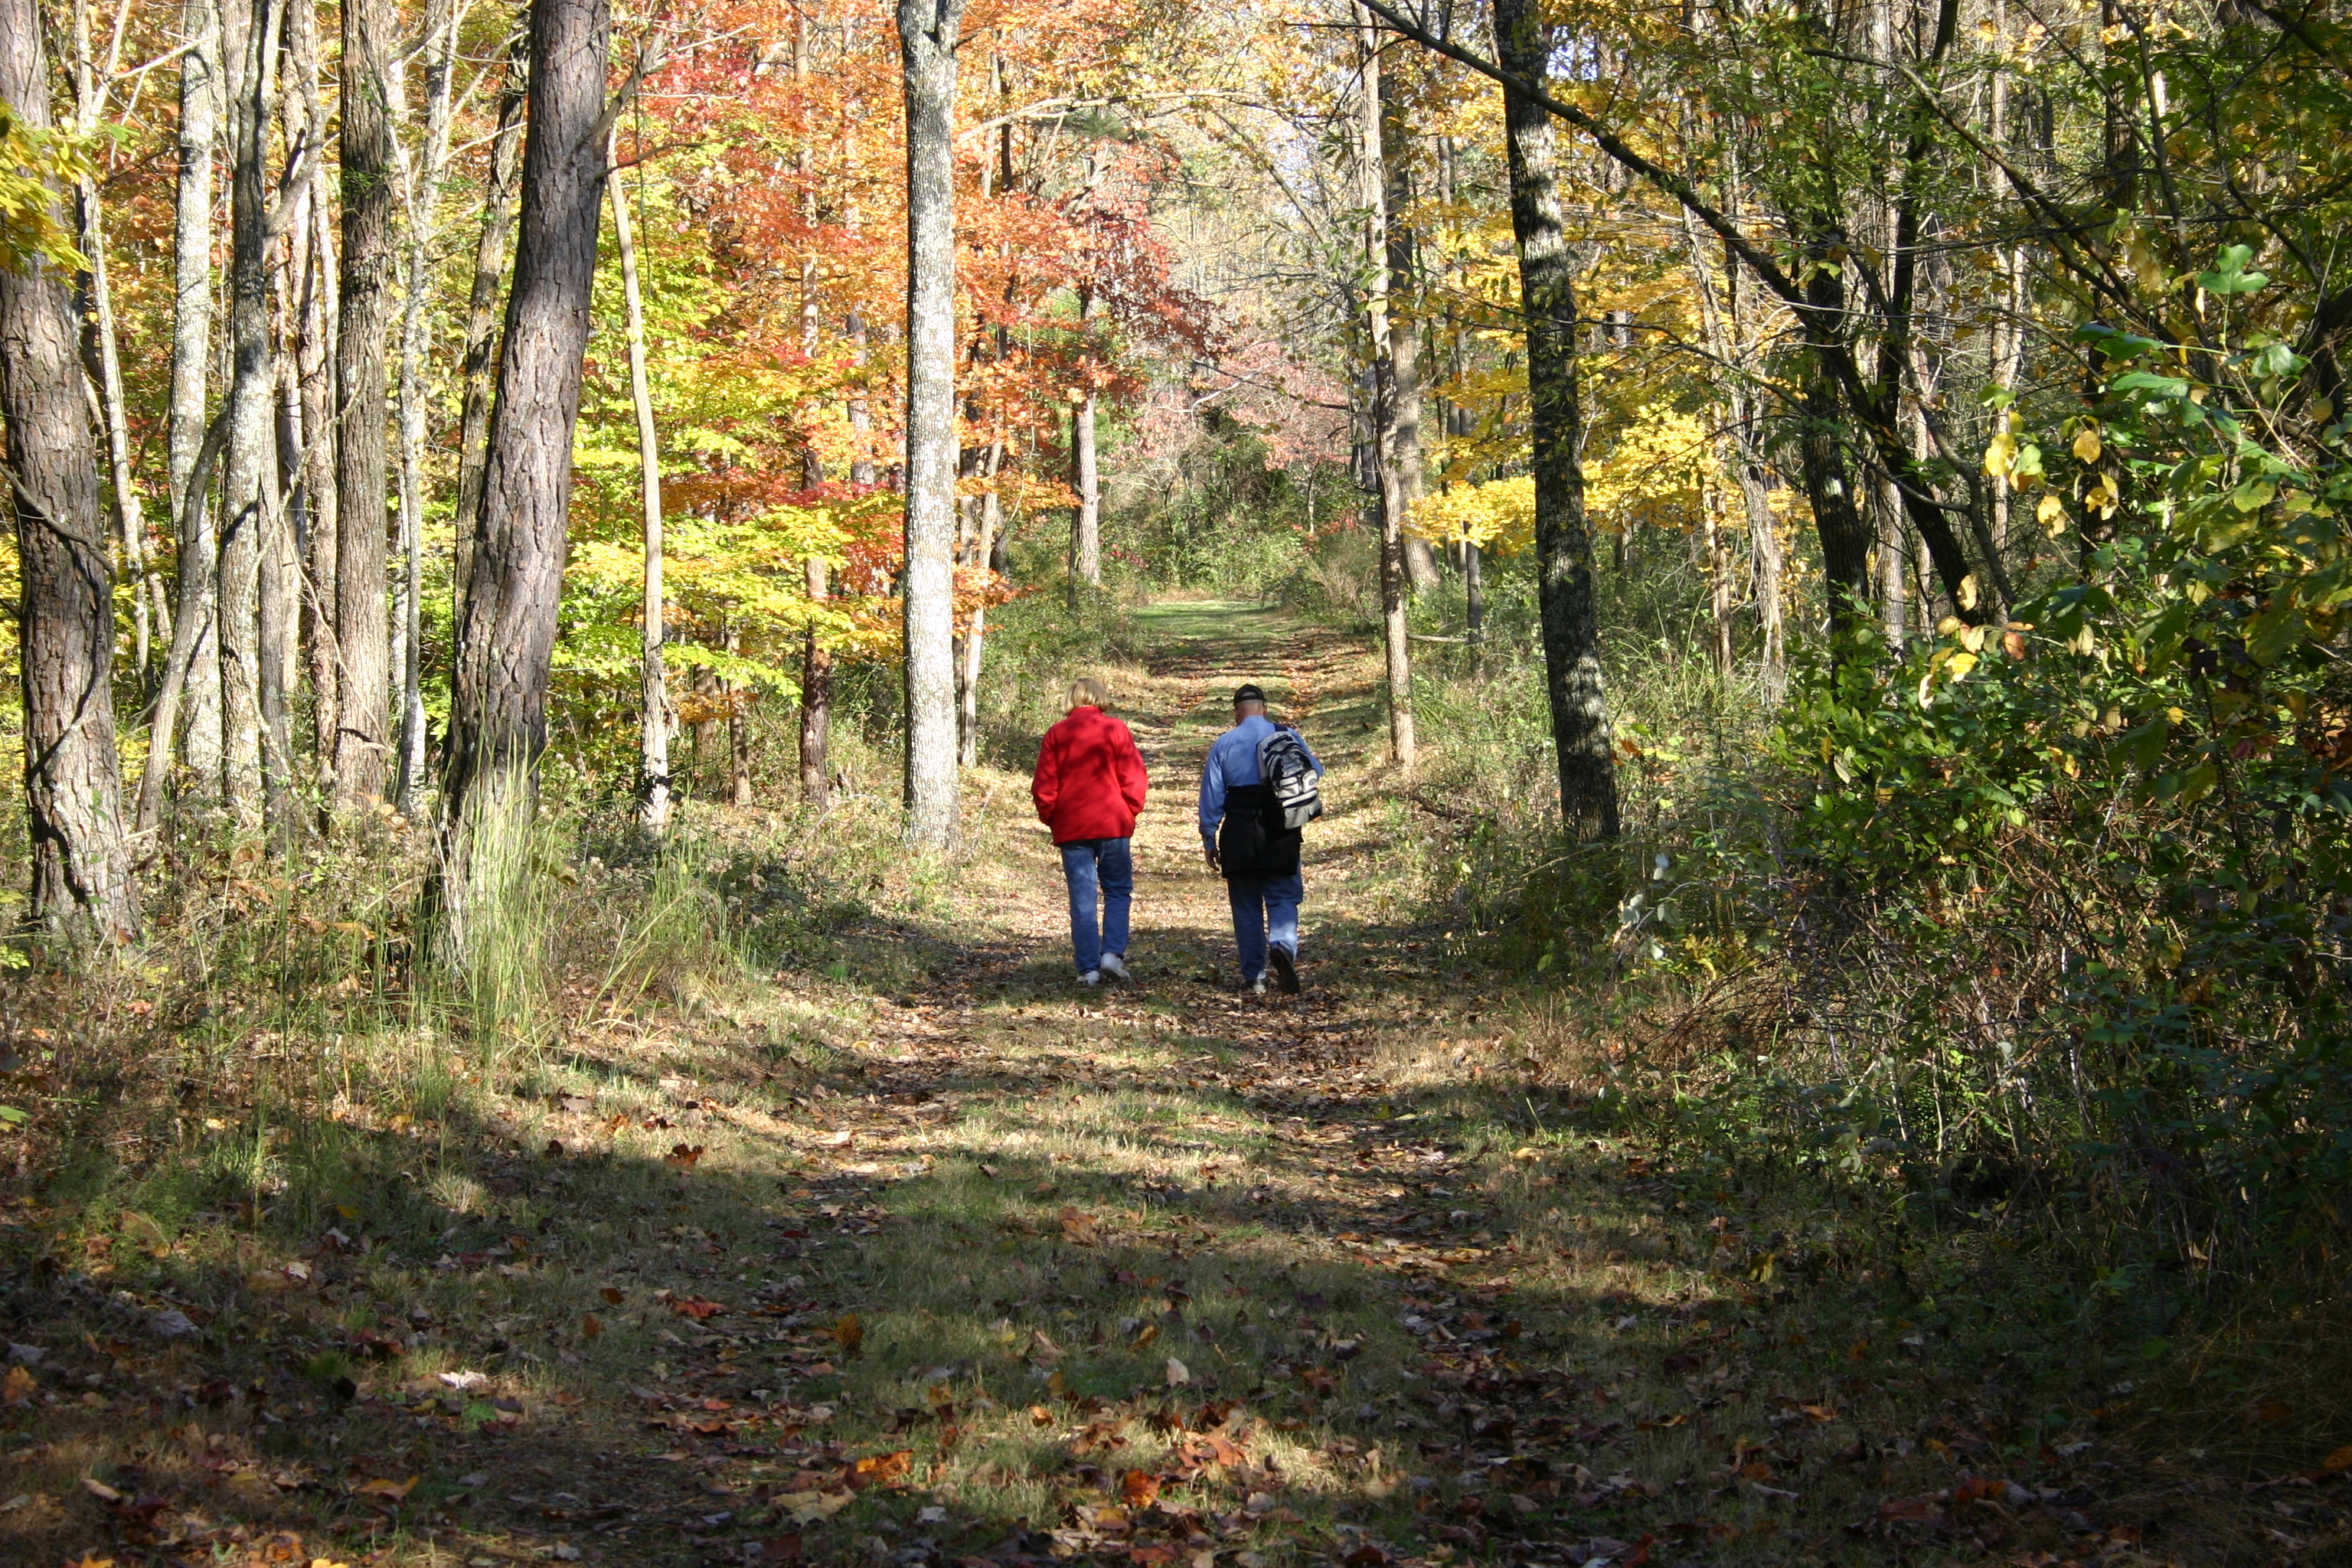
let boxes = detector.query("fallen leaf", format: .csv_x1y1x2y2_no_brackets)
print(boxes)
1133,1322,1159,1348
778,1490,855,1524
582,1313,603,1339
1120,1469,1161,1508
849,1450,912,1489
832,1314,864,1357
150,1309,198,1339
600,1286,624,1305
756,1533,802,1561
1060,1207,1101,1246
672,1298,726,1320
2327,1446,2352,1472
1030,1405,1054,1426
82,1477,124,1503
2,1366,34,1404
355,1476,418,1502
1165,1356,1191,1387
665,1143,706,1168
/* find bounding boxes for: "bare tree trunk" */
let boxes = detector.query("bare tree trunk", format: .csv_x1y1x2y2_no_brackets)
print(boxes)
958,481,998,769
334,0,395,810
1375,31,1439,597
1877,477,1908,651
725,619,750,805
609,134,670,832
897,0,967,851
1357,11,1415,768
0,0,137,940
454,18,528,623
218,0,281,828
392,0,462,815
1069,383,1099,601
443,0,609,945
168,0,224,801
1494,0,1616,841
286,0,338,798
67,0,151,684
799,554,831,804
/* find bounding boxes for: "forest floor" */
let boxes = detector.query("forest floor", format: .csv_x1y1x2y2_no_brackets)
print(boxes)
5,600,2344,1568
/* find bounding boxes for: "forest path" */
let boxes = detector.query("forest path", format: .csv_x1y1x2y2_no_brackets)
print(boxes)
18,601,2230,1567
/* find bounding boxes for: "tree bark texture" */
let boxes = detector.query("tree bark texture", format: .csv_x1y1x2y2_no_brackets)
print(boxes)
1376,33,1439,597
443,0,610,937
897,0,967,851
609,140,671,831
1358,13,1416,768
334,0,395,809
799,555,831,805
217,0,281,828
1494,0,1619,842
0,0,137,939
454,19,529,624
286,0,338,797
168,0,222,795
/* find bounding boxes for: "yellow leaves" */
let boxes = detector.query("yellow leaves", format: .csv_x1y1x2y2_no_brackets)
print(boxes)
2084,473,2121,518
1958,574,1981,612
2036,493,2069,537
1584,402,1713,537
1982,420,2020,479
1406,475,1534,556
2071,423,2103,463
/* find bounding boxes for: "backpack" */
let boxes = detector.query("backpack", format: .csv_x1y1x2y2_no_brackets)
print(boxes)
1256,727,1323,831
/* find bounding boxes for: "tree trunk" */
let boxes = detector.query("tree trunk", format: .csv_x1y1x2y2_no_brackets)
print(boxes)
725,618,750,805
455,21,529,626
286,0,338,799
1069,384,1099,601
1464,540,1483,650
167,0,222,799
333,0,395,810
609,136,671,832
958,484,997,769
1358,11,1416,768
1375,30,1439,598
0,0,138,940
1494,0,1618,841
1877,475,1908,652
217,0,281,829
392,0,461,815
443,0,609,945
67,0,151,684
897,0,967,852
799,554,831,804
1798,351,1873,635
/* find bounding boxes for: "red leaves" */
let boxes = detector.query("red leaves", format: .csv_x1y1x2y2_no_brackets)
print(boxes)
671,1297,727,1319
664,1143,706,1168
848,1450,912,1490
1118,1468,1161,1508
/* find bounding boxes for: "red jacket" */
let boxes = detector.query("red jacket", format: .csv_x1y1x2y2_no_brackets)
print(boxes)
1032,706,1148,844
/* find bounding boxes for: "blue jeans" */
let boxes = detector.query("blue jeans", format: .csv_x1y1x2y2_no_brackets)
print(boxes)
1226,871,1302,982
1058,838,1132,974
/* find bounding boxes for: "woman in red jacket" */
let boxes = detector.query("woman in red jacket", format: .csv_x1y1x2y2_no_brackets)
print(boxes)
1031,677,1149,985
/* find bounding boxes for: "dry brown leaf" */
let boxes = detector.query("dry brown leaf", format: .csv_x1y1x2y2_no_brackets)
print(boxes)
1165,1356,1191,1387
1059,1207,1100,1246
1119,1469,1161,1508
832,1314,864,1357
354,1476,418,1501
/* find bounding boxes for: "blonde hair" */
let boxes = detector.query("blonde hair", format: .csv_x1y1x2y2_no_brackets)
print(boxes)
1069,676,1110,707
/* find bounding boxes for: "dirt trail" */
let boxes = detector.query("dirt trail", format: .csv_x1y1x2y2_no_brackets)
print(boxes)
8,600,2297,1567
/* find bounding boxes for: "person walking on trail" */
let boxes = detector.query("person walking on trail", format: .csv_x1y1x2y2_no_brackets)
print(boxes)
1199,684,1324,995
1032,677,1149,986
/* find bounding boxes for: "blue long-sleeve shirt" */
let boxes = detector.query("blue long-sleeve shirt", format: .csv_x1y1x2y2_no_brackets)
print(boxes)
1198,714,1321,839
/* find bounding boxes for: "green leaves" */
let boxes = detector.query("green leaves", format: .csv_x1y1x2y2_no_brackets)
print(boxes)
2195,244,2269,296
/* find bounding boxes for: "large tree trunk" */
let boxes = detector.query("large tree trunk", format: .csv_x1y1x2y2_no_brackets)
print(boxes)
958,481,997,769
1375,31,1439,597
443,0,609,944
1494,0,1618,842
166,0,223,800
897,0,966,852
333,0,395,810
609,137,671,832
799,554,831,804
0,0,138,941
454,18,529,624
217,0,281,828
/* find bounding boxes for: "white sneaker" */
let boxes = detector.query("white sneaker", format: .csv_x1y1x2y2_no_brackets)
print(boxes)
1099,953,1129,981
1246,976,1267,995
1079,971,1101,986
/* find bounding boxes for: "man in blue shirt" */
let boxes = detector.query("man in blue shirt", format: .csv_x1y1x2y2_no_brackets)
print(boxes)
1198,684,1322,995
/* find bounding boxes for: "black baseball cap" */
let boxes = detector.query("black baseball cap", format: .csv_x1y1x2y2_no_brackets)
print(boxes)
1233,684,1266,704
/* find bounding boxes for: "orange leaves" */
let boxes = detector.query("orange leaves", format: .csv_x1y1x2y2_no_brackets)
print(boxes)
1118,1468,1161,1508
664,1143,706,1168
831,1314,864,1358
671,1297,727,1320
848,1450,911,1490
1057,1207,1101,1246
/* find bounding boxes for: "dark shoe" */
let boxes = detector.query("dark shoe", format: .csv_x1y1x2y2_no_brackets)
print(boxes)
1269,946,1299,995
